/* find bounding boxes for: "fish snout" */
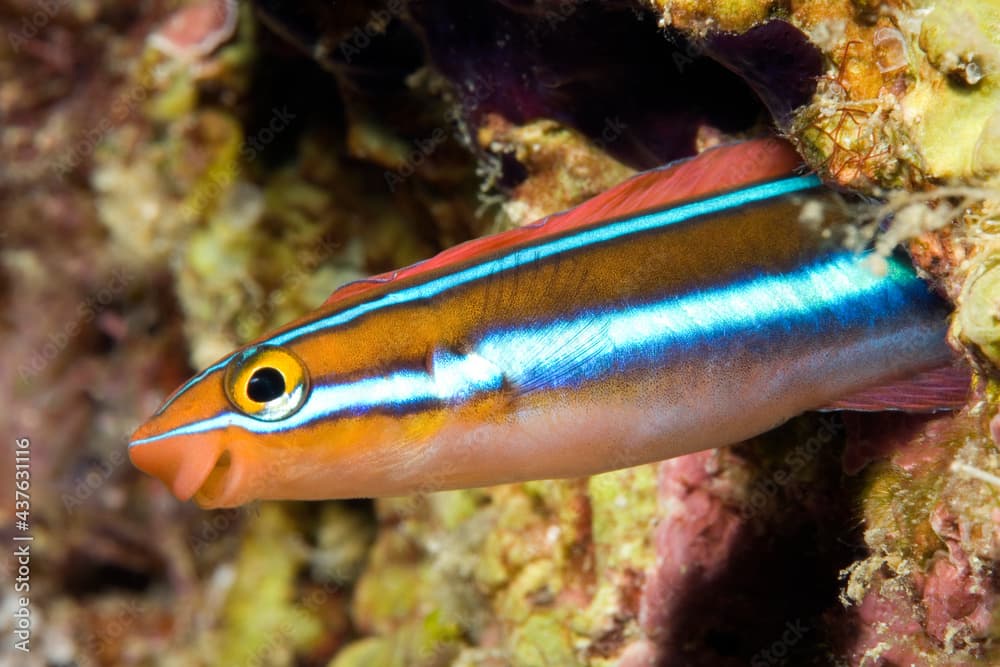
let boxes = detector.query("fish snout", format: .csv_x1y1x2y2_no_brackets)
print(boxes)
128,424,228,502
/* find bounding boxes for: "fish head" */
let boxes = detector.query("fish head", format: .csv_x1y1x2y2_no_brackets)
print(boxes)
128,338,401,507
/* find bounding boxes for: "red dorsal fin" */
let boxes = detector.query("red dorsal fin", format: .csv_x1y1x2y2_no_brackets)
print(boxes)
821,365,972,413
326,137,804,306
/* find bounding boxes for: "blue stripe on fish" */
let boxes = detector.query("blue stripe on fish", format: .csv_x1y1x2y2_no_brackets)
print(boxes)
132,243,939,447
151,173,821,418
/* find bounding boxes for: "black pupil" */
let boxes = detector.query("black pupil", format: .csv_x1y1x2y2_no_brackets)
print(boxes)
247,367,285,403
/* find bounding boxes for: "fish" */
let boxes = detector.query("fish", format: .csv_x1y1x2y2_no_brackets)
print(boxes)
128,138,967,508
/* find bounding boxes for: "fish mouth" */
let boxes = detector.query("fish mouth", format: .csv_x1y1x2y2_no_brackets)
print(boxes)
128,427,230,503
192,450,241,508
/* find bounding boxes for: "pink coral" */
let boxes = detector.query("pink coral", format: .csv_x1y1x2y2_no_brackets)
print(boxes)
639,452,744,646
848,574,928,665
838,409,998,662
148,0,237,62
635,451,748,666
923,507,995,646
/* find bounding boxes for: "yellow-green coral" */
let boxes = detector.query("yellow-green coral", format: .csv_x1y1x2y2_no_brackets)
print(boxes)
957,253,1000,366
653,0,999,189
508,614,579,666
214,504,324,666
353,530,429,634
911,0,1000,181
343,467,660,666
177,160,367,366
791,0,1000,189
313,503,377,584
477,118,635,229
345,490,488,665
94,2,257,267
647,0,782,34
861,463,948,563
328,637,394,667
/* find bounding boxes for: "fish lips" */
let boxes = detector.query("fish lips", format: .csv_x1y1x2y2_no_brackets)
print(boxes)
128,425,236,504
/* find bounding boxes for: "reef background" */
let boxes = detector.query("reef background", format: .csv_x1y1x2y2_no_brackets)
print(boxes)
1,1,999,665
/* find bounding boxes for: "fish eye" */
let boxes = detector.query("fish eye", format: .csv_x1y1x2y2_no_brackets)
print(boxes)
247,367,285,402
224,345,310,421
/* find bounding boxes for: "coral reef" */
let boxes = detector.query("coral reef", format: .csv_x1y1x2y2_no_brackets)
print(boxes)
2,1,998,666
785,0,1000,190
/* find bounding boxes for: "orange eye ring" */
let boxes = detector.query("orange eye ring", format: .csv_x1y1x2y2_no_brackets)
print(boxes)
223,345,310,421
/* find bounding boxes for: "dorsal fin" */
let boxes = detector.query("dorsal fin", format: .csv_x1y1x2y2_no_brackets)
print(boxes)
820,364,971,413
325,137,804,306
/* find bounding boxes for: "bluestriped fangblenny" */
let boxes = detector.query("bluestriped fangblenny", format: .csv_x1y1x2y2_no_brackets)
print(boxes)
129,139,961,507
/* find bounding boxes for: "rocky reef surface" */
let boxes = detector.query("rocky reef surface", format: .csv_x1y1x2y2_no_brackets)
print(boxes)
1,1,998,665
